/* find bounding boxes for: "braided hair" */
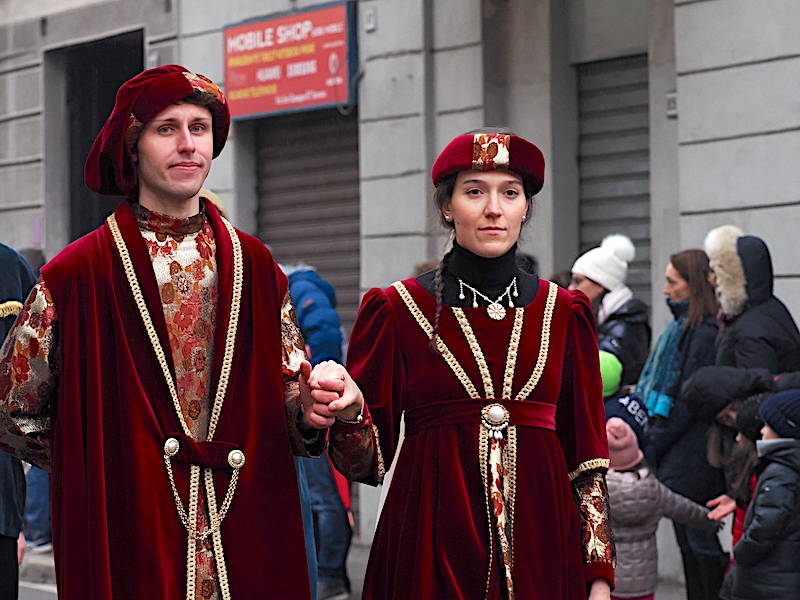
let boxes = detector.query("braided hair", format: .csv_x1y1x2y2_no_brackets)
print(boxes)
429,174,457,354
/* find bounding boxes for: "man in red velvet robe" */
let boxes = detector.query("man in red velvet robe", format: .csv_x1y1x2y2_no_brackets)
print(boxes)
0,65,363,600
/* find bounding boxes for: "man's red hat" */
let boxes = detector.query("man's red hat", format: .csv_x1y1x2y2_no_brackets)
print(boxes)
431,132,545,194
84,64,230,196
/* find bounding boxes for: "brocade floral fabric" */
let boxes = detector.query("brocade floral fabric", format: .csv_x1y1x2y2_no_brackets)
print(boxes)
472,133,510,171
140,220,218,438
0,280,57,468
573,470,615,571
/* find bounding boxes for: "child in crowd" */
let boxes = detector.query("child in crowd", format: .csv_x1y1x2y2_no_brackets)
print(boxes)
605,412,719,600
721,390,800,600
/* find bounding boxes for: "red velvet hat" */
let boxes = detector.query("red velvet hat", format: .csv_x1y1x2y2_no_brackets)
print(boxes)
84,64,230,196
431,132,545,194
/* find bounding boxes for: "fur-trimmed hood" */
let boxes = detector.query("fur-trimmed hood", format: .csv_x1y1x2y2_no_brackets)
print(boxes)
704,225,774,318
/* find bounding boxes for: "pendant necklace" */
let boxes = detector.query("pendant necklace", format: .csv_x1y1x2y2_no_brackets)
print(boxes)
458,276,518,320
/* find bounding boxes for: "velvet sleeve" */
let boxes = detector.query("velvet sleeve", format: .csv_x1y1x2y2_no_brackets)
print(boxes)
329,288,403,486
0,278,59,470
557,290,615,588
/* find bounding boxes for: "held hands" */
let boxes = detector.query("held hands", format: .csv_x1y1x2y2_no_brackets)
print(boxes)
299,360,364,430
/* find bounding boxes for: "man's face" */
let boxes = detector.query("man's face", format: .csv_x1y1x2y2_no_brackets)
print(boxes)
136,102,213,203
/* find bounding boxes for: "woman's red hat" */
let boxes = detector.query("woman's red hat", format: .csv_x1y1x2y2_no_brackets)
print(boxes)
431,132,545,194
84,64,230,196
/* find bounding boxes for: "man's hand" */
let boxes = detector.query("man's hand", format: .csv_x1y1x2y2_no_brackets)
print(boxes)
298,360,364,430
706,494,736,520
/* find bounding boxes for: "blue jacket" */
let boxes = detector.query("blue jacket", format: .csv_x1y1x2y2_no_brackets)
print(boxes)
0,243,35,537
288,270,343,366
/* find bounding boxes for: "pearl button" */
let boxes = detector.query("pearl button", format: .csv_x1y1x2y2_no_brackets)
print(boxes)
228,450,245,469
164,437,179,456
488,405,505,423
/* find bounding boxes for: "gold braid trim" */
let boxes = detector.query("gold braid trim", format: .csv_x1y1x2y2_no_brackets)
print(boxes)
453,307,494,398
502,309,524,399
392,282,479,399
0,301,23,318
504,424,518,568
516,282,558,400
568,458,611,482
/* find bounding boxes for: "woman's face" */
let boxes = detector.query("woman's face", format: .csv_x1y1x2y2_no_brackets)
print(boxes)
663,263,691,302
442,170,528,258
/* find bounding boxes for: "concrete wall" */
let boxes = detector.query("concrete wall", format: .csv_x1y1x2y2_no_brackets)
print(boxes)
568,0,649,64
0,0,175,257
675,0,800,319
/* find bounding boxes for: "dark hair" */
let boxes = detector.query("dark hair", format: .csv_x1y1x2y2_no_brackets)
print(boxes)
179,90,221,111
429,127,535,354
669,249,718,329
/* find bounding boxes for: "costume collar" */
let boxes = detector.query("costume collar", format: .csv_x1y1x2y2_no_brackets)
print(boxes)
447,241,518,290
131,201,206,236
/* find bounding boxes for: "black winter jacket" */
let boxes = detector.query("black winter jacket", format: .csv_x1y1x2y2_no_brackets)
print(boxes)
724,439,800,600
716,236,800,373
598,298,651,386
644,317,724,503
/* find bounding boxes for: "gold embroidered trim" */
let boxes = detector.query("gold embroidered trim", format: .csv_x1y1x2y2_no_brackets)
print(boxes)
453,307,494,398
568,458,611,482
372,423,387,481
392,282,479,399
0,301,23,319
107,213,243,600
516,282,558,401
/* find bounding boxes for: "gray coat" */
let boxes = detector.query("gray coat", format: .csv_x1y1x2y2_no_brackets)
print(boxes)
607,466,718,597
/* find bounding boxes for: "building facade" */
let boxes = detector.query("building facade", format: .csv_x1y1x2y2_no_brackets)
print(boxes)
1,0,798,578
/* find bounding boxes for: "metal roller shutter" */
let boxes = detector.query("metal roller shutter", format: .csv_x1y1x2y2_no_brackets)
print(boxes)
577,54,651,302
256,108,360,332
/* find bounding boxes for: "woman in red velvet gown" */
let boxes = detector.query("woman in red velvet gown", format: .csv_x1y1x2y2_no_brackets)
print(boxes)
327,130,615,599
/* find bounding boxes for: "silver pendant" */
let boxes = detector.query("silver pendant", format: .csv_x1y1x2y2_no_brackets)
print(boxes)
487,302,506,320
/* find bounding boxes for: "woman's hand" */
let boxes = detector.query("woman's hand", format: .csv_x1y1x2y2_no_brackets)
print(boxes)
588,578,611,600
706,493,736,520
298,360,364,429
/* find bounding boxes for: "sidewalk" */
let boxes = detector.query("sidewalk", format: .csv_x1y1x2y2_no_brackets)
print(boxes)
22,543,688,599
345,543,687,599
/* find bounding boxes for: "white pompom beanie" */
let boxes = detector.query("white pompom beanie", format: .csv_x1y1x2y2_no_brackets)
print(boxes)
571,234,636,292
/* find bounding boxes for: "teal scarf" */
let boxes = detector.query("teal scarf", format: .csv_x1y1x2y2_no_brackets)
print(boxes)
637,300,688,418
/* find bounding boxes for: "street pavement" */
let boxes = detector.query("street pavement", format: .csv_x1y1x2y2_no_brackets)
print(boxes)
20,544,688,599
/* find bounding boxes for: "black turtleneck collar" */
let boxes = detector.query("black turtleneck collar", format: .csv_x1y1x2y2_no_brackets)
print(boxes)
416,241,539,308
449,241,517,289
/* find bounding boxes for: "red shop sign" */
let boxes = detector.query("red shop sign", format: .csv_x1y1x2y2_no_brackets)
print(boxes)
224,2,356,118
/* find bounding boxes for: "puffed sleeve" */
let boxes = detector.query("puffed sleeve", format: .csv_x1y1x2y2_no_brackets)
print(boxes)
0,278,59,470
329,288,403,486
557,290,615,588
